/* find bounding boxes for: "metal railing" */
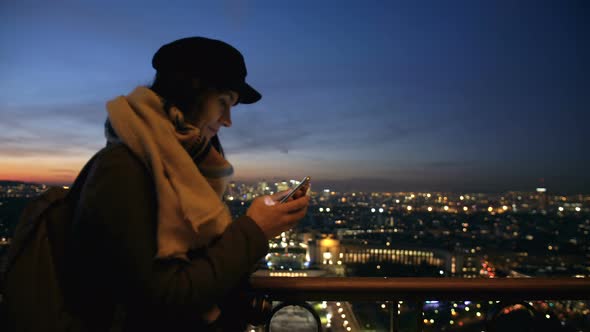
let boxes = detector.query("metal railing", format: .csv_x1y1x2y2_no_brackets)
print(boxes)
250,277,590,331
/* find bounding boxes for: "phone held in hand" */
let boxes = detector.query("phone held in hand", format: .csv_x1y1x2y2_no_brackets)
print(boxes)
280,176,311,203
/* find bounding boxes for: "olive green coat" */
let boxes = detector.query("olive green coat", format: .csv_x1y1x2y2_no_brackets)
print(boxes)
66,144,268,331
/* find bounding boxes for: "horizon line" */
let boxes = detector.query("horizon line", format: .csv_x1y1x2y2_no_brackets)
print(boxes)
1,178,587,196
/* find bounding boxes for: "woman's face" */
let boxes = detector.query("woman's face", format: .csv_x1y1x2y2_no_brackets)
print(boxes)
190,90,239,141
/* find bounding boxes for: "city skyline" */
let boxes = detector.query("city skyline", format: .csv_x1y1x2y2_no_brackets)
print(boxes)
1,0,588,193
1,179,589,330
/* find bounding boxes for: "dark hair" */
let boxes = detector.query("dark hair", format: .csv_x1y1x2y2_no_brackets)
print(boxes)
150,71,226,156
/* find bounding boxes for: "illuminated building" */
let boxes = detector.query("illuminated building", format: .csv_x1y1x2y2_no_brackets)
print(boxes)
309,238,453,274
275,180,290,192
536,187,548,211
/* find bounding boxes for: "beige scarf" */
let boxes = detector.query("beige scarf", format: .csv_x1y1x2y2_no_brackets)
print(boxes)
105,86,233,260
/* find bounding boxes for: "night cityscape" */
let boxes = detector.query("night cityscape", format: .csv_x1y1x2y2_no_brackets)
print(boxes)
1,180,589,331
1,0,589,331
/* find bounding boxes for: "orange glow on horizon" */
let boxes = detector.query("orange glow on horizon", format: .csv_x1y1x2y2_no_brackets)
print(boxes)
1,158,291,185
1,157,284,185
0,157,86,185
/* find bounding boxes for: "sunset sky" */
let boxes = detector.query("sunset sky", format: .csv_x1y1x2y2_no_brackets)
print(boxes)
1,0,588,193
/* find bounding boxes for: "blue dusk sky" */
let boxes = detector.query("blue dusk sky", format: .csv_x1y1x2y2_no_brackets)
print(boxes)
0,0,588,193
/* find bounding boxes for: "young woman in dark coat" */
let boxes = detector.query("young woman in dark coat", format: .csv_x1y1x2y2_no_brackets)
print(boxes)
65,36,310,331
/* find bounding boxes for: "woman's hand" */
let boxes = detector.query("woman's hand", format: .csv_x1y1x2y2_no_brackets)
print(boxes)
246,194,310,240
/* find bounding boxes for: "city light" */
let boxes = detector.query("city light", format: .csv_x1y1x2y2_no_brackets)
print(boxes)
407,206,412,211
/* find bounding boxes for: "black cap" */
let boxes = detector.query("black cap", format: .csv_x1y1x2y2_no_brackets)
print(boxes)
152,37,261,104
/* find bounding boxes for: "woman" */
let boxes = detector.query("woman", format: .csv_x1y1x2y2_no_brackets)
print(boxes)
65,37,310,331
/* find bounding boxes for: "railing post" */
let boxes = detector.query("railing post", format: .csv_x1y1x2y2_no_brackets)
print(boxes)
389,301,393,332
389,300,400,332
415,300,424,332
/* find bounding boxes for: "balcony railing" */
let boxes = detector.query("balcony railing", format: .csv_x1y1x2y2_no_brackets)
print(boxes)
250,277,590,331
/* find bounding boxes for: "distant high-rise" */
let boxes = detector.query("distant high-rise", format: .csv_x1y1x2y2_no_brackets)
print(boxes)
258,180,269,195
536,187,548,211
275,180,289,192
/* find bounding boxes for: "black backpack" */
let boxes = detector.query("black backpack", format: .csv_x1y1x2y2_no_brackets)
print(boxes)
0,155,97,332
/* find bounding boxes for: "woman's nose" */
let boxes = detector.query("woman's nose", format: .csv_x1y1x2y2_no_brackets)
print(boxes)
220,109,232,127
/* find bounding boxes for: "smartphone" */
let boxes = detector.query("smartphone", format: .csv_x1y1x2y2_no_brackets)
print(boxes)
280,176,311,203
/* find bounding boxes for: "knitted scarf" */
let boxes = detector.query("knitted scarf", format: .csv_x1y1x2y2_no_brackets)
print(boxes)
105,86,234,260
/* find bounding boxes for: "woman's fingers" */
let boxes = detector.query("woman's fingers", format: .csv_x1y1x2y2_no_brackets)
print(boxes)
292,185,309,200
247,194,311,239
277,195,310,213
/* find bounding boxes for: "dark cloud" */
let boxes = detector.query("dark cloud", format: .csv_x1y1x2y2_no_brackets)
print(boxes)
0,101,106,125
0,101,104,157
221,101,455,158
221,107,313,155
48,168,78,175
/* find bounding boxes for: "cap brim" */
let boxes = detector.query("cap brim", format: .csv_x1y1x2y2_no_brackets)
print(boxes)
237,82,262,104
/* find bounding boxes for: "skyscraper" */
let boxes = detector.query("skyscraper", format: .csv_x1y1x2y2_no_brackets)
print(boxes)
536,187,548,211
